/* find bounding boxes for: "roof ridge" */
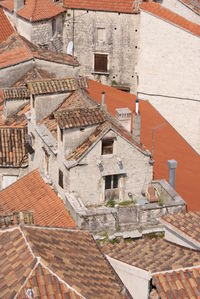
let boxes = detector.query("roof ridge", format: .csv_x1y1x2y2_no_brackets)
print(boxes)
39,261,86,299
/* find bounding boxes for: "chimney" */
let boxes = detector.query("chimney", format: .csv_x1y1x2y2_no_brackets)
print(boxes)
133,99,141,144
101,91,107,111
14,0,25,12
168,160,177,189
116,108,132,132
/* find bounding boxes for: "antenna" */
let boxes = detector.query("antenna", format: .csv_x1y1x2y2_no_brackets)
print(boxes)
67,41,73,55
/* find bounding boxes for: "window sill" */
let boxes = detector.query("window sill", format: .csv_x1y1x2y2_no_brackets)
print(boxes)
92,71,109,76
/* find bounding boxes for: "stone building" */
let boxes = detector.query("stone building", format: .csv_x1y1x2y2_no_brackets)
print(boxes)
63,0,141,93
26,77,185,235
137,1,200,153
0,0,66,52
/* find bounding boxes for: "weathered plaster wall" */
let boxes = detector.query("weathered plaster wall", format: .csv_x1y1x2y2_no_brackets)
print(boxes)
137,10,200,153
0,60,34,87
0,167,29,190
162,0,200,24
69,130,152,206
63,9,140,93
107,256,151,299
3,99,29,118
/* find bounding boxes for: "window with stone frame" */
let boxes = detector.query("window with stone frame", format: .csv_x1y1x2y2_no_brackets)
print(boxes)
52,18,56,36
58,169,64,188
102,139,114,155
94,54,108,72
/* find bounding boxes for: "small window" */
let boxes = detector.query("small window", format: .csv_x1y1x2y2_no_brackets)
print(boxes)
102,139,114,155
52,18,56,36
105,175,119,190
60,128,63,142
97,28,106,43
59,169,63,188
94,54,108,73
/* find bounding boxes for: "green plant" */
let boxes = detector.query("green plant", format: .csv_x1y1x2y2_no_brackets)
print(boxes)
106,198,115,208
158,197,164,207
111,80,117,86
116,225,121,232
67,13,71,17
119,199,136,206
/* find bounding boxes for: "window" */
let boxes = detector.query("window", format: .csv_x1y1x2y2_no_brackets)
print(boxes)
59,169,63,188
105,175,119,190
52,18,56,36
97,28,106,43
94,54,108,72
102,139,114,155
60,128,63,142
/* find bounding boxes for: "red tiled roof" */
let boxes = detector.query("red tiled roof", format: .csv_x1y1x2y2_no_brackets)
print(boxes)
141,2,200,37
151,267,200,299
64,0,140,13
0,7,14,43
0,169,76,228
0,33,79,69
0,0,66,21
87,79,200,211
0,0,14,11
179,0,200,14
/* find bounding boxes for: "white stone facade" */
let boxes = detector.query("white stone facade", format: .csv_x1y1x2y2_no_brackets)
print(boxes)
137,10,200,153
63,9,140,93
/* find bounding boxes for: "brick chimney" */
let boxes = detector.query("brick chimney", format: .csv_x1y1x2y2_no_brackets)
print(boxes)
116,108,132,132
14,0,25,12
133,99,141,144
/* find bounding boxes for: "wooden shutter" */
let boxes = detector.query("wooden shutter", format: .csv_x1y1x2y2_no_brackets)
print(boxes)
94,54,107,72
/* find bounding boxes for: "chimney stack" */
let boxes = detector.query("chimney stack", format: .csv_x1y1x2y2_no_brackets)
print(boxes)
133,99,141,144
168,160,177,189
116,108,132,132
101,91,105,106
14,0,25,12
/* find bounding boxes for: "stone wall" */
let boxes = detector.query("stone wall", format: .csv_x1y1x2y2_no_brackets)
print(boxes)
162,0,200,24
0,166,29,190
63,9,140,93
137,10,200,153
65,179,186,236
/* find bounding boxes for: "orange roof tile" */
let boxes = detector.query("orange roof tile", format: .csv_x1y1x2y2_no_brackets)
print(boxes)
151,268,200,299
87,79,200,211
64,0,140,13
0,33,79,69
0,169,76,228
0,7,14,43
141,2,200,37
0,0,66,21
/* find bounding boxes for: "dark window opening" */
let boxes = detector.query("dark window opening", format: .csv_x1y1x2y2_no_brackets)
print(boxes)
52,18,56,36
94,54,108,72
105,175,119,190
59,169,63,188
102,139,114,155
60,128,63,142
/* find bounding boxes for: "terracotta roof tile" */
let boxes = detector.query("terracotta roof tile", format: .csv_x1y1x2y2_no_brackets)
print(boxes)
0,127,28,167
151,267,200,299
56,106,106,129
0,0,66,21
0,7,14,43
87,80,200,211
101,237,200,273
2,87,30,100
0,33,79,69
22,226,130,298
179,0,200,14
0,102,30,127
0,228,37,298
0,169,76,228
141,2,200,37
17,263,82,299
64,0,140,13
27,77,87,95
161,211,200,246
0,0,14,12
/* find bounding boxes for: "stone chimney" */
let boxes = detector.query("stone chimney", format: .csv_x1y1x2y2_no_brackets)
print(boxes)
168,160,177,189
132,99,141,144
14,0,25,12
116,108,132,132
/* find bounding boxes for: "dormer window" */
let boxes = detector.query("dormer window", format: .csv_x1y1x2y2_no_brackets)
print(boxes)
102,139,114,155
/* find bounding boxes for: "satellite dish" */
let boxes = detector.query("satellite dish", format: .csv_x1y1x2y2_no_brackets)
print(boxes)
67,41,73,55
